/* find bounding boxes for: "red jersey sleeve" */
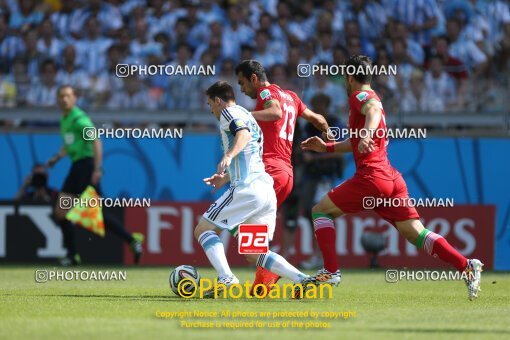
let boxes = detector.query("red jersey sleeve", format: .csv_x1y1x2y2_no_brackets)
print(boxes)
255,86,281,111
288,91,307,117
350,91,380,115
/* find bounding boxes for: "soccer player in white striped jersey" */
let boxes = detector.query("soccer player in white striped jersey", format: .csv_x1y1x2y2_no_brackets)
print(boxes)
194,81,311,297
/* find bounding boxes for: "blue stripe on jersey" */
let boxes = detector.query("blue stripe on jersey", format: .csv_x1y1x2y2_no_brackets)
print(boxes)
222,108,233,121
219,105,265,186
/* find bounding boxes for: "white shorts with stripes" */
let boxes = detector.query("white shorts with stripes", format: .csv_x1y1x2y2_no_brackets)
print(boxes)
202,174,277,240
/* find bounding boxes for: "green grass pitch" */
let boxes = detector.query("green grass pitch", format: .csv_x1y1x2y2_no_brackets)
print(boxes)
1,266,509,339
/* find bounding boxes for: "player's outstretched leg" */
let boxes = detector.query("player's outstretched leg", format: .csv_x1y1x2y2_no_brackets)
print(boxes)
194,218,239,298
250,266,280,296
308,195,344,285
251,251,308,284
395,219,483,300
248,251,315,299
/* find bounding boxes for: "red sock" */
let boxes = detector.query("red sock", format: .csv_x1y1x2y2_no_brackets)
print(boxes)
313,213,338,272
424,232,468,271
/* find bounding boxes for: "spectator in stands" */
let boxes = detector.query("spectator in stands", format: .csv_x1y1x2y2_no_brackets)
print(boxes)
75,16,113,76
373,47,398,110
343,20,376,59
240,44,255,61
495,20,510,73
56,45,91,107
390,38,416,90
400,69,429,112
8,0,44,30
107,76,157,110
301,39,317,65
130,18,162,62
37,17,62,60
153,32,172,62
166,43,200,109
27,59,59,107
171,17,191,50
198,0,225,24
146,0,183,37
0,69,16,108
195,35,223,69
467,0,510,57
218,58,253,109
312,31,334,65
322,0,344,39
70,0,123,38
50,0,80,41
253,30,285,68
223,5,254,61
388,21,425,66
341,0,387,42
390,0,440,46
0,17,24,70
429,35,468,108
20,27,42,78
285,46,301,86
15,163,58,203
302,63,348,116
330,45,348,87
91,44,123,108
447,18,487,77
185,1,209,49
423,55,458,111
0,0,507,116
11,59,30,106
269,64,297,93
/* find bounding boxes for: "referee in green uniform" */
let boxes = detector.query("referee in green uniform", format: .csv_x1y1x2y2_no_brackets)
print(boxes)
47,85,144,266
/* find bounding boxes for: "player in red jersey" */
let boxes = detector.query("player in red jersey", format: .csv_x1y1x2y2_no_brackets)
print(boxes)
300,55,483,300
235,60,329,296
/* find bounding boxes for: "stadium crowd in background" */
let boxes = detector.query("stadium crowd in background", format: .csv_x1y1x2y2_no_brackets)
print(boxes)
0,0,509,117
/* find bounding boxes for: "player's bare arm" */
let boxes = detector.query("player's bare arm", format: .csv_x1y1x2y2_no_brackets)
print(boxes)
217,128,251,174
92,139,103,185
301,136,352,153
300,108,329,136
47,146,67,167
358,99,382,154
203,172,230,192
250,100,282,121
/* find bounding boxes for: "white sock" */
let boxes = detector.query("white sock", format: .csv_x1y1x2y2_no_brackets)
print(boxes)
198,231,233,278
257,251,306,283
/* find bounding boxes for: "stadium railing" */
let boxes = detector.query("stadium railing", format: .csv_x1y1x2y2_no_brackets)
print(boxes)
0,108,509,135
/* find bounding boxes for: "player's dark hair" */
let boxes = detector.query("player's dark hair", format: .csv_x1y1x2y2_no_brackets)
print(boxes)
345,54,373,84
206,81,236,102
235,60,268,82
57,84,76,96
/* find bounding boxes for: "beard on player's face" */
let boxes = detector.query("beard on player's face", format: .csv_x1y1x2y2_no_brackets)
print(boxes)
239,75,257,99
248,88,256,99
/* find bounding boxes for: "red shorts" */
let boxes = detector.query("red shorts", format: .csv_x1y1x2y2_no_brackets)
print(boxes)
266,164,293,208
327,173,420,225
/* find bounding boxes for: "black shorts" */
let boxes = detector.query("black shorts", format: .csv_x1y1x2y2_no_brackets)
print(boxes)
61,157,101,196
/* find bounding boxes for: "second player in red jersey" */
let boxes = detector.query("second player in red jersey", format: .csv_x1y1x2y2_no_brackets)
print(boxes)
300,55,483,301
253,83,307,207
235,60,329,207
235,60,329,296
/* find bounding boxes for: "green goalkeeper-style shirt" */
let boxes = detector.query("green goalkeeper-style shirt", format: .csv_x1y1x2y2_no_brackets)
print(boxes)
60,106,95,162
